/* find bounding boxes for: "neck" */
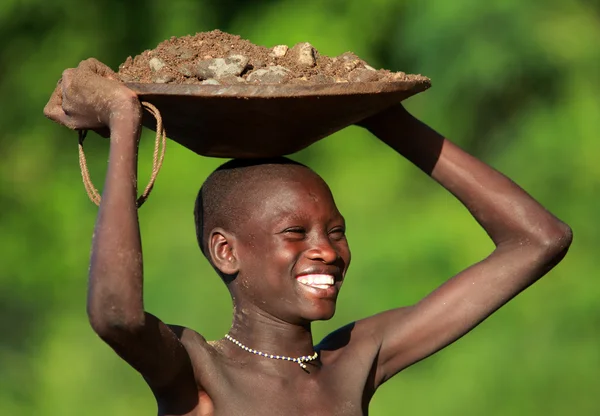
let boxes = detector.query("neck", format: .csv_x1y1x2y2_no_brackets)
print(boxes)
227,302,315,358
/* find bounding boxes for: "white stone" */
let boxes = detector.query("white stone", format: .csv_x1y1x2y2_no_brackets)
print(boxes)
149,57,166,72
195,56,249,80
247,66,291,84
291,42,316,67
271,45,289,57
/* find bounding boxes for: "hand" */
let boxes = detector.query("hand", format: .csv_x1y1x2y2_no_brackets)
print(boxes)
43,58,141,136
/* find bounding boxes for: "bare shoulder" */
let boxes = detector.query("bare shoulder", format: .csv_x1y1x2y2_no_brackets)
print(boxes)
165,325,228,380
167,324,215,361
316,318,406,399
316,307,419,379
167,324,208,344
319,308,413,349
317,309,411,361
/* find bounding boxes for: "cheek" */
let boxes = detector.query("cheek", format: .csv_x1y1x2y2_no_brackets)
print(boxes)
337,241,351,268
269,243,300,278
239,239,299,278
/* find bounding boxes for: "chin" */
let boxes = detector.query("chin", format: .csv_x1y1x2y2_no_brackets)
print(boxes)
302,303,337,322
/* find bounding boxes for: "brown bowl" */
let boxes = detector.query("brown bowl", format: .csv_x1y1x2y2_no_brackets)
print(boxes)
126,77,430,158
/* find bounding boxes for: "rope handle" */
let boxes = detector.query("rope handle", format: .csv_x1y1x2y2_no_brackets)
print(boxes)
78,101,167,208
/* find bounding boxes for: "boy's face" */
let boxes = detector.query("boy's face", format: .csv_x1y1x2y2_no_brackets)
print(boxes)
232,168,350,324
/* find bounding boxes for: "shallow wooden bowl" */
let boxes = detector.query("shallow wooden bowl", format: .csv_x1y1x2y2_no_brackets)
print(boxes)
126,77,430,158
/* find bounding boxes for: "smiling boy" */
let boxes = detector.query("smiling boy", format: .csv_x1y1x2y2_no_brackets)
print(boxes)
44,58,572,416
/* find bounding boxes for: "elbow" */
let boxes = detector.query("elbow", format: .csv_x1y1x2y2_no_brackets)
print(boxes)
530,220,573,264
87,299,145,339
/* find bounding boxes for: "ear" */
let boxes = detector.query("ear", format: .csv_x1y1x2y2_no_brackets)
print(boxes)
208,228,239,275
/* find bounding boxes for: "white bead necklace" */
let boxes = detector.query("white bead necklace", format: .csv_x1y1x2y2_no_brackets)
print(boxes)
224,334,319,369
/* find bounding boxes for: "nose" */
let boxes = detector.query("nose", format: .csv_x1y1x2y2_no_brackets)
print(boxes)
305,235,338,264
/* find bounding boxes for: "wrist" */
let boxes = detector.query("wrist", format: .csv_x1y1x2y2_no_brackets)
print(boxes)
107,90,142,135
359,103,413,132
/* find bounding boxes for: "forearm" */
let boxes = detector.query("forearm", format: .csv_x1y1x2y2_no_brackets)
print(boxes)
363,105,571,249
87,116,145,332
362,106,572,381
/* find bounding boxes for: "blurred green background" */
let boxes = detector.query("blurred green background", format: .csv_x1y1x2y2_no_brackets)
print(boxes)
1,0,598,414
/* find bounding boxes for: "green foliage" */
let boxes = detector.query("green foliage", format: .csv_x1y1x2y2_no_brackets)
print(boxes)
1,0,598,414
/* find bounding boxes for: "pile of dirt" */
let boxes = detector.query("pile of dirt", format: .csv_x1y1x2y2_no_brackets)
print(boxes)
118,30,421,86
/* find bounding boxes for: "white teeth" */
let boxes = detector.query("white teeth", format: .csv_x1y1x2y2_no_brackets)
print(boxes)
311,284,330,289
296,274,334,288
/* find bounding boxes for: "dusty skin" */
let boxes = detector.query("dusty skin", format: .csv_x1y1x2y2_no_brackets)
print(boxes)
44,59,572,416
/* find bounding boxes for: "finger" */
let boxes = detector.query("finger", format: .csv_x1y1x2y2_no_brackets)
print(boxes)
59,68,78,116
78,58,118,81
44,78,88,130
43,82,66,122
59,67,111,124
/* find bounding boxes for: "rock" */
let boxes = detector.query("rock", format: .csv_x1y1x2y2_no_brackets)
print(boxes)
119,73,136,82
392,71,407,80
382,72,407,82
252,60,266,69
290,42,316,67
201,79,221,85
348,68,380,82
177,63,194,77
194,60,217,79
219,75,246,85
312,74,334,84
343,60,360,72
339,52,360,62
364,65,377,71
149,57,166,72
246,66,291,84
152,71,176,83
270,45,289,58
194,55,249,80
338,52,362,72
344,61,359,72
227,54,250,69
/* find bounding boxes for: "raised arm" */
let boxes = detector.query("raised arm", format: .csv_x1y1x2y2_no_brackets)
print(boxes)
357,104,572,386
44,59,197,408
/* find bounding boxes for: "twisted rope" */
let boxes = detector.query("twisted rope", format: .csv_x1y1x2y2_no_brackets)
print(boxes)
77,101,166,208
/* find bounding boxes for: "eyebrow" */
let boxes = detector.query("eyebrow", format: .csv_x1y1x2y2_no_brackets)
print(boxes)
271,210,308,226
270,209,346,229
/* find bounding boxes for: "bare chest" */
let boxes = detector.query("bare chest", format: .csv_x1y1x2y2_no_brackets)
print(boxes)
200,362,369,416
162,332,379,416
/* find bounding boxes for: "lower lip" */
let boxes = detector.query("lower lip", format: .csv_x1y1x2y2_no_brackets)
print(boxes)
296,281,339,298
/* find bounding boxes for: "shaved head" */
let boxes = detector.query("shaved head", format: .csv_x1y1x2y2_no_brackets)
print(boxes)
194,156,349,322
194,157,310,261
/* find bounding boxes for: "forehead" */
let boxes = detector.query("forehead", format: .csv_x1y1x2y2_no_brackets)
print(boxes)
244,168,340,224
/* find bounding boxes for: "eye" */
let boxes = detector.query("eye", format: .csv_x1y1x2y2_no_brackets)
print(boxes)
283,227,306,235
329,226,346,239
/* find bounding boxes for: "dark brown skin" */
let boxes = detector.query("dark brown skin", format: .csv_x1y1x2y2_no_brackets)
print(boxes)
44,59,572,416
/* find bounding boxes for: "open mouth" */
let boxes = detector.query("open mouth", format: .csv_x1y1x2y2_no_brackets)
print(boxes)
296,274,335,290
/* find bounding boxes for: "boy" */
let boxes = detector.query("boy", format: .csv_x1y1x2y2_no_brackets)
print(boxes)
44,58,572,416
